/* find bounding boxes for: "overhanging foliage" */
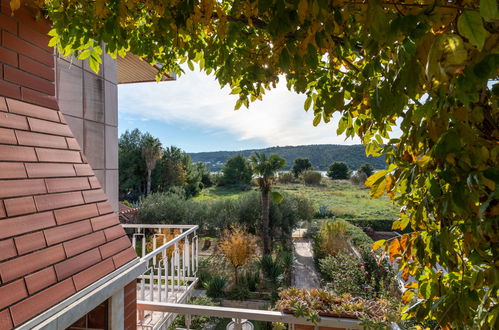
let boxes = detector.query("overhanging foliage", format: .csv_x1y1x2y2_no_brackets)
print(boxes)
13,0,499,327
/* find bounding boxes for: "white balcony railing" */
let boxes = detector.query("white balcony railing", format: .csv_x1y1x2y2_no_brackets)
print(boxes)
136,302,363,330
123,224,199,330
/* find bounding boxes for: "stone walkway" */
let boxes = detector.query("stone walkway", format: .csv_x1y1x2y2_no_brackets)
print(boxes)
291,238,321,289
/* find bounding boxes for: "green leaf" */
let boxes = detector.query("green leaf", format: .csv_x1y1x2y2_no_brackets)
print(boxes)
480,0,499,22
77,50,92,60
187,60,194,71
365,169,387,187
271,191,284,204
312,113,321,126
458,10,487,50
88,56,100,73
304,96,312,111
234,99,243,110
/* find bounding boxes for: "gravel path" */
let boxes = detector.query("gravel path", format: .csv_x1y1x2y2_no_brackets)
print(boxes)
292,238,321,289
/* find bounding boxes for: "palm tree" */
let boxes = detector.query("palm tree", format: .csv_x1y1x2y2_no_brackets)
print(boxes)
249,153,286,254
141,135,163,195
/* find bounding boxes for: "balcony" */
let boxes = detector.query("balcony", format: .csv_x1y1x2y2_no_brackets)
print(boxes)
123,224,366,330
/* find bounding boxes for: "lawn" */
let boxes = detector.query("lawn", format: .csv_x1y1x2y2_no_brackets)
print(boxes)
194,179,399,220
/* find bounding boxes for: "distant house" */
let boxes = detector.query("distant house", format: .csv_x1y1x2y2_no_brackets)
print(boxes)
0,1,172,328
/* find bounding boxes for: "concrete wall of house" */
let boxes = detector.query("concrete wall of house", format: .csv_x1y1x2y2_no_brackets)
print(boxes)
56,53,119,212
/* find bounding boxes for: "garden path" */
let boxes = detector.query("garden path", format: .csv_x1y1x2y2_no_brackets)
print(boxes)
291,237,321,289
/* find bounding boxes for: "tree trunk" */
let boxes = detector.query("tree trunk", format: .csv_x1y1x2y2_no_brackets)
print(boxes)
146,169,152,195
261,188,271,255
234,266,239,285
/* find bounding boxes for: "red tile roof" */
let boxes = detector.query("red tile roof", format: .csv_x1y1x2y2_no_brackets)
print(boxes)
0,96,137,327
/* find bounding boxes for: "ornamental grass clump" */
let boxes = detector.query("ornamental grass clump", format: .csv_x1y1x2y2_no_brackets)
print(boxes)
275,288,399,326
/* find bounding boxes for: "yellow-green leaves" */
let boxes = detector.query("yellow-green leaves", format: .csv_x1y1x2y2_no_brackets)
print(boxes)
458,10,488,50
366,169,387,198
372,239,385,250
480,0,499,22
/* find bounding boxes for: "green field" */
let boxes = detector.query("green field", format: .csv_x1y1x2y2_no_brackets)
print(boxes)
194,179,399,220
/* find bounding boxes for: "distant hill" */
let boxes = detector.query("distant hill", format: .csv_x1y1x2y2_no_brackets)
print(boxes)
189,144,385,171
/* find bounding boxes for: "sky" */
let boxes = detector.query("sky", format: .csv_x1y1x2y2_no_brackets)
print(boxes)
118,69,361,153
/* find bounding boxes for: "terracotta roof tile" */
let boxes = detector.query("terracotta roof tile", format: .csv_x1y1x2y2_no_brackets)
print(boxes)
35,147,82,163
0,239,17,262
72,258,115,291
82,189,107,203
63,231,106,258
0,145,36,161
14,231,47,255
103,225,125,241
25,162,76,178
88,176,101,189
6,98,59,122
97,202,113,215
0,127,17,144
0,309,13,329
0,178,47,198
0,279,27,310
15,130,68,148
0,244,65,282
0,111,29,130
0,211,56,240
54,248,101,280
9,278,75,326
45,177,90,193
44,220,92,246
34,191,84,211
53,203,99,225
0,162,27,179
99,236,131,259
0,201,5,219
73,163,92,176
90,213,120,231
0,97,7,111
4,196,37,217
0,92,138,325
24,266,57,295
27,117,71,137
65,137,79,150
112,247,137,269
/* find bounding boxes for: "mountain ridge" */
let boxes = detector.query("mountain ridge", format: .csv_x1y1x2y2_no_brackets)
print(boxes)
189,144,386,171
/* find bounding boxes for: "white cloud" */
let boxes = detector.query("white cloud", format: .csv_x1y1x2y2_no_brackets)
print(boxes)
118,69,360,146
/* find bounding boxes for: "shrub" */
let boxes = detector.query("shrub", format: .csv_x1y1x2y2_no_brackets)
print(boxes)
219,154,252,186
291,158,313,177
242,270,260,292
350,171,368,185
227,282,251,300
278,172,294,184
345,223,373,248
318,219,350,256
219,224,258,284
169,295,218,330
138,192,192,224
345,219,396,232
205,276,226,298
357,163,374,177
301,170,322,185
319,254,367,297
327,162,350,180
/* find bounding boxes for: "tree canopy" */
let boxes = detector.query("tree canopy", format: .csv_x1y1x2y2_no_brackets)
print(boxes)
327,161,350,179
292,157,313,177
19,0,499,327
219,153,253,186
